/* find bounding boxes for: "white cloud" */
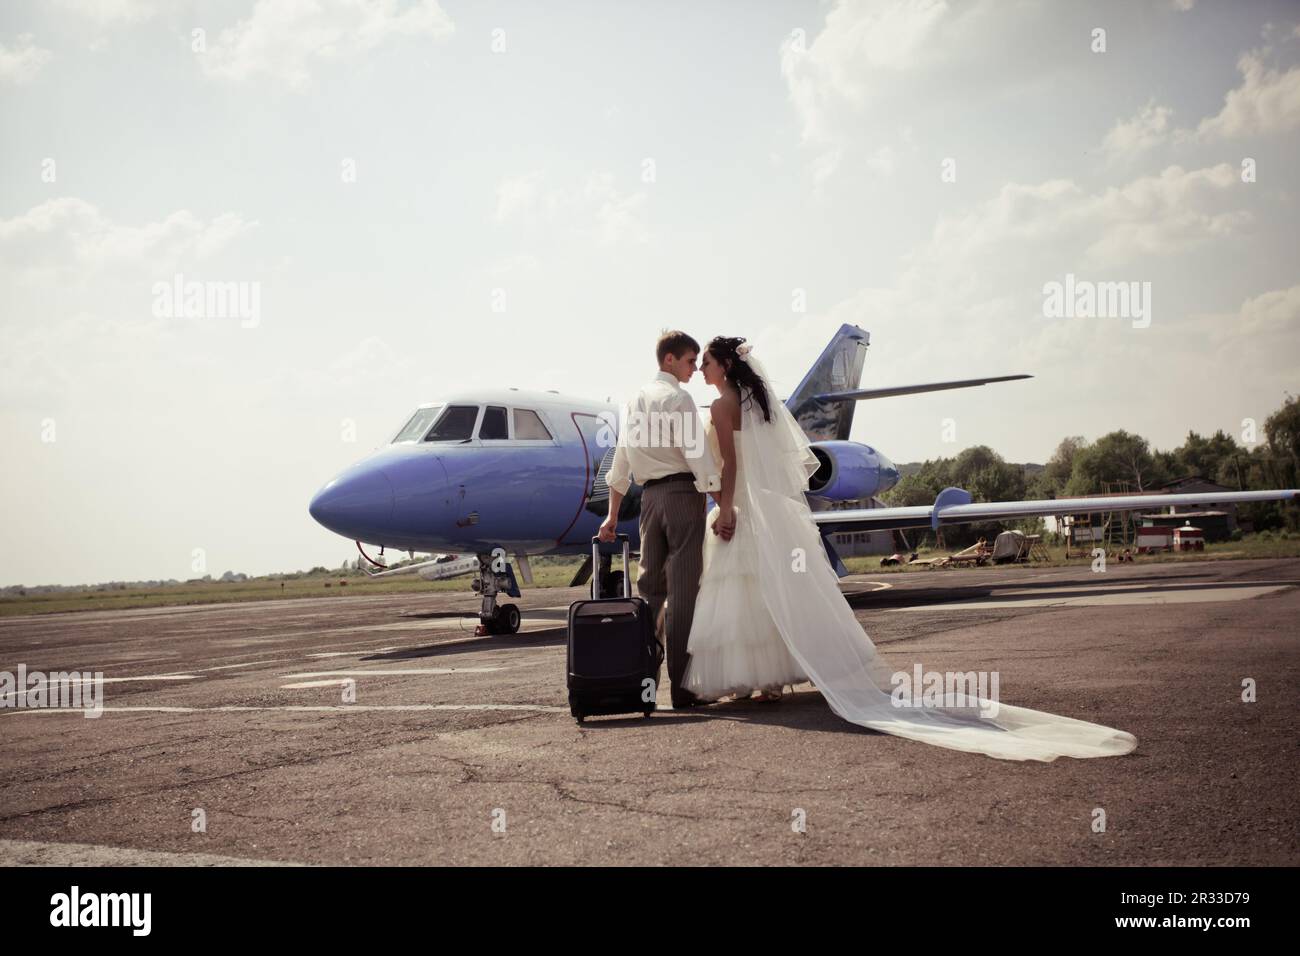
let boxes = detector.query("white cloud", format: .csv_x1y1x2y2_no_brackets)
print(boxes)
773,162,1250,381
55,0,166,23
1180,283,1300,390
807,139,908,187
1227,283,1300,338
583,173,648,244
865,145,897,175
493,171,649,245
811,149,843,188
0,307,213,420
781,0,950,143
1194,47,1300,140
325,335,407,388
1101,100,1174,158
777,2,994,189
0,34,51,85
485,253,544,279
1101,43,1300,153
1172,0,1195,11
200,0,454,91
1080,163,1247,263
753,163,1252,399
0,198,258,279
495,171,544,222
906,164,1245,278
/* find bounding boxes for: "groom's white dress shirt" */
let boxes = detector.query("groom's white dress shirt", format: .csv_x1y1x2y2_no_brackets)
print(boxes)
606,370,721,495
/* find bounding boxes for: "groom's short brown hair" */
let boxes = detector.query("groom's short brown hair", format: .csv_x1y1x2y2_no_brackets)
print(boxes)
656,330,700,364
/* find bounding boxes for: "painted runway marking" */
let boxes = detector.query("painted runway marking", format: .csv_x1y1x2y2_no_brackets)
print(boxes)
0,674,197,703
1,674,195,683
884,584,1290,611
0,640,558,696
97,656,182,667
279,667,502,679
306,649,398,658
201,660,281,671
0,838,305,868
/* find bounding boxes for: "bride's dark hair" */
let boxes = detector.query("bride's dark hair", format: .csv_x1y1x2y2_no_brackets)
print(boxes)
706,336,772,423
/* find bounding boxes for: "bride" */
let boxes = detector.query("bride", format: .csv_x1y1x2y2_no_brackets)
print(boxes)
682,335,1138,762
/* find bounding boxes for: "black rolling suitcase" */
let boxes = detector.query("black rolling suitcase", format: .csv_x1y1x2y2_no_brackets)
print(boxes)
566,534,663,723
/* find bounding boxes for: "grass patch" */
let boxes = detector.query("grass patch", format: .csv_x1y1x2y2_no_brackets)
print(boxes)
843,534,1300,574
3,534,1297,617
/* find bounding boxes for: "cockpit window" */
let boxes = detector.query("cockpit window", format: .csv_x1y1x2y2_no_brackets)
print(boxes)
513,408,553,440
392,405,444,443
426,405,479,442
480,405,509,441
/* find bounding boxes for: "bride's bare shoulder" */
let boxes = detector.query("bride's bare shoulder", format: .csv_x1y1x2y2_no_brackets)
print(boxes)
710,392,739,416
710,390,742,430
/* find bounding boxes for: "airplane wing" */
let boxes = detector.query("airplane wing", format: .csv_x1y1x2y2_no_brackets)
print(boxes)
815,374,1031,403
699,374,1034,411
812,487,1300,534
362,554,479,580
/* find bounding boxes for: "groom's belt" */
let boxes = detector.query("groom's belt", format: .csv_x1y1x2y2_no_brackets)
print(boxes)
641,472,696,489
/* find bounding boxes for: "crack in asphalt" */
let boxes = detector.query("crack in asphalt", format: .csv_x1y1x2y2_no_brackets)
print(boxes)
0,715,544,824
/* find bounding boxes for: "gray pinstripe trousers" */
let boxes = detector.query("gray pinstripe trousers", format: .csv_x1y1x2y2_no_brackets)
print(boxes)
637,481,706,706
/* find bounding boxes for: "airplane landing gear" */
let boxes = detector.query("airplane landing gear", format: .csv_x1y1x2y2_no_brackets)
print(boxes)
592,550,625,599
601,570,624,600
472,552,523,635
495,602,521,634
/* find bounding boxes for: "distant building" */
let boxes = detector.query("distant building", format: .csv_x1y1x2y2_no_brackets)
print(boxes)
809,496,899,556
1043,487,1165,540
1153,477,1243,535
1140,510,1232,542
1043,475,1244,543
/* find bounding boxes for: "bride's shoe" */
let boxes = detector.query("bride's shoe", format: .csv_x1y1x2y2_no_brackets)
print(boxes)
754,685,784,702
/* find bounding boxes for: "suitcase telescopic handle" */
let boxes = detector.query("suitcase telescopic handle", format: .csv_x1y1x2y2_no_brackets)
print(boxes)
591,534,632,598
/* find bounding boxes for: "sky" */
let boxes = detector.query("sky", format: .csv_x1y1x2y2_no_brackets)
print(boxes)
1,0,1298,586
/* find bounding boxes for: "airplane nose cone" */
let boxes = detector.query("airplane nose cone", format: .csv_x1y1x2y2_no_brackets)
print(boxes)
877,454,901,494
309,467,395,536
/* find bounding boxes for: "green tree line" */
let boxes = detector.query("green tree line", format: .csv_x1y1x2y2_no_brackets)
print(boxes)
883,394,1300,546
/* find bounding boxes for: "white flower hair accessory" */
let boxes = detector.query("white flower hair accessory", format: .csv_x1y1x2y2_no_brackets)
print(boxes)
736,342,753,361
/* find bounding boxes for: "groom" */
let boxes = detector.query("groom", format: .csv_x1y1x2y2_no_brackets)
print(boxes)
598,330,721,709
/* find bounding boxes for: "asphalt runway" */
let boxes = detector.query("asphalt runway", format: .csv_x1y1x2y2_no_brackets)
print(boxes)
2,558,1296,866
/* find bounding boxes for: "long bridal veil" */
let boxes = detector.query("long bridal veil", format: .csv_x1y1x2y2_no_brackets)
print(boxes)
734,350,1137,762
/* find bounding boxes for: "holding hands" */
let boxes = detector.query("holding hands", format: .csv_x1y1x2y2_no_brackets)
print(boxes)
712,503,736,542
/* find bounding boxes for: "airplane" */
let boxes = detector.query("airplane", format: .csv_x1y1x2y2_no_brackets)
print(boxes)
308,323,1299,635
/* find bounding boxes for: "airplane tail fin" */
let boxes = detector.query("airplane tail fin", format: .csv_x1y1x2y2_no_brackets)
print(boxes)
784,323,870,442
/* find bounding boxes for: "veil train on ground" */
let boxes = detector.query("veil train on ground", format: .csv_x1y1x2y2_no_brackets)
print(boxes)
734,350,1138,763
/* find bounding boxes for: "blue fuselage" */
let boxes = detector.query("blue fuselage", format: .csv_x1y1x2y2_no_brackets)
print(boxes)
308,389,899,557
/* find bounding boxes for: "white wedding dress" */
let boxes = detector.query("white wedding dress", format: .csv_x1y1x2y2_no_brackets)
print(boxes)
682,352,1138,762
684,416,810,699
